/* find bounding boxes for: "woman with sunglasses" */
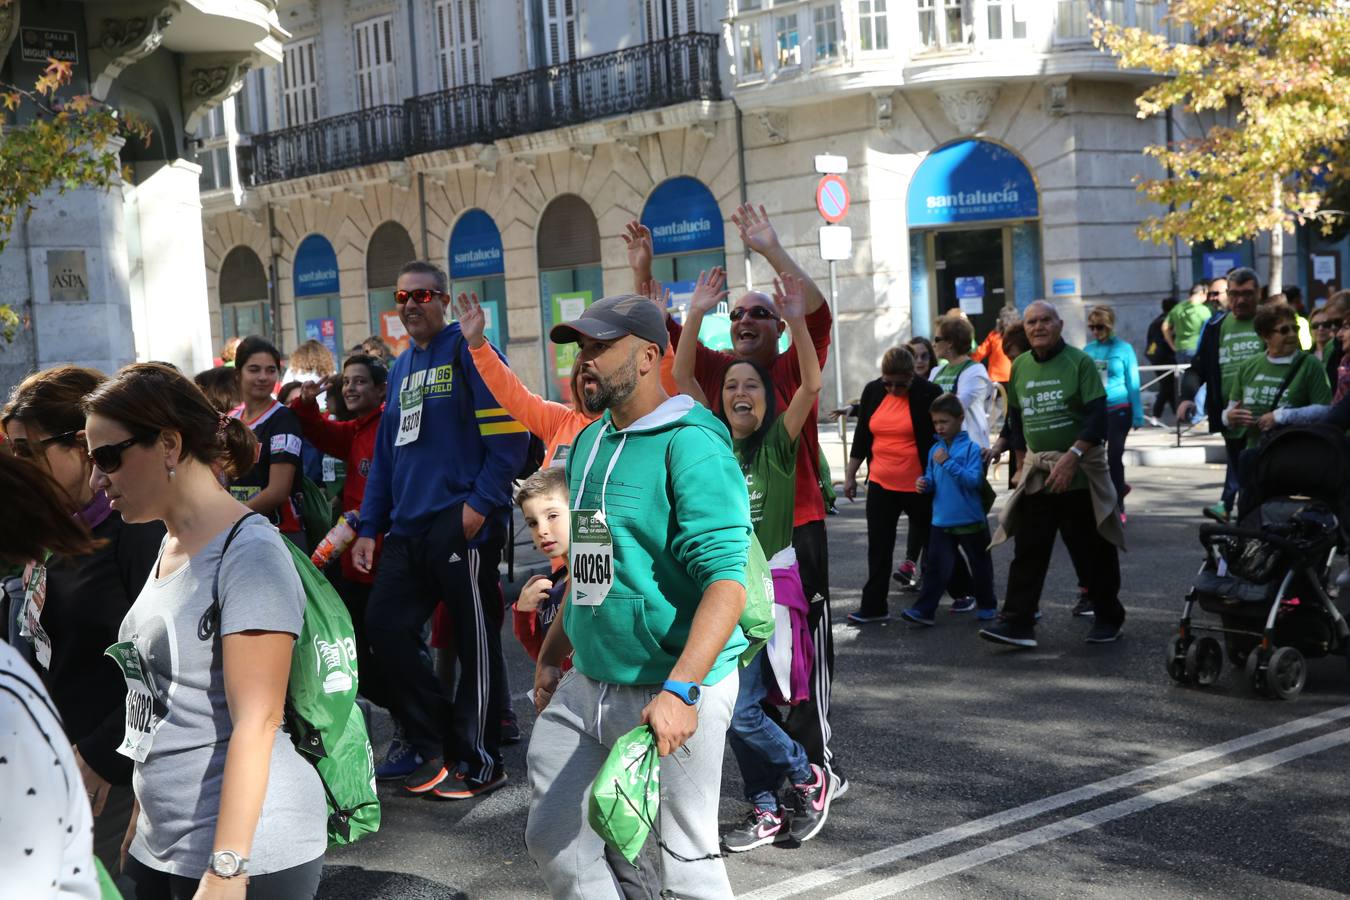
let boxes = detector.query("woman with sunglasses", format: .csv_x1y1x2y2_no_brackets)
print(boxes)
82,363,327,900
843,346,943,624
1309,308,1336,362
228,336,307,550
1082,306,1143,521
2,365,166,876
1224,304,1332,448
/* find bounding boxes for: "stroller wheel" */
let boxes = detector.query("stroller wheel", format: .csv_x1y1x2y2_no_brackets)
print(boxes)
1267,646,1307,701
1166,635,1193,684
1185,637,1224,687
1245,648,1270,697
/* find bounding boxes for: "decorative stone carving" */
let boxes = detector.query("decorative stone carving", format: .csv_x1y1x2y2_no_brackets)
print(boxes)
473,145,499,176
92,4,178,100
934,83,1000,135
692,121,716,140
572,144,594,162
181,55,253,132
517,154,537,171
756,111,788,144
873,92,894,130
615,134,641,155
1045,82,1069,117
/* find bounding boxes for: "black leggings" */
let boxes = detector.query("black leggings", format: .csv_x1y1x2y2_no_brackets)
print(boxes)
125,856,323,900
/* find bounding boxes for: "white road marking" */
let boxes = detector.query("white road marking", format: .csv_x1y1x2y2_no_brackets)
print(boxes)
837,726,1350,899
740,703,1350,900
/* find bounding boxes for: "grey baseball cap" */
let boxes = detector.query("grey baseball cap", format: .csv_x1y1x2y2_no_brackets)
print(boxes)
549,293,669,352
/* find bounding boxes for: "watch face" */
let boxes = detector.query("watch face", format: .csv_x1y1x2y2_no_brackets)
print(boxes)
212,852,242,877
687,684,701,703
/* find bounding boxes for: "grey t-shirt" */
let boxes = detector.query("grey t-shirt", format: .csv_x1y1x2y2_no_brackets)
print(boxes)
118,516,326,877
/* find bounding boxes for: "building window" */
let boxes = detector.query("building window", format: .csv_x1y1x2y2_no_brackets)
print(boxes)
986,0,1028,40
858,0,888,52
543,0,578,65
813,3,841,63
1057,0,1133,40
281,38,319,127
775,13,800,68
196,104,233,193
644,0,699,39
353,15,398,108
435,0,482,89
738,19,764,78
920,0,967,49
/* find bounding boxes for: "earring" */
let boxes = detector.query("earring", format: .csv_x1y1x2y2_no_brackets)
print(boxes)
167,465,176,480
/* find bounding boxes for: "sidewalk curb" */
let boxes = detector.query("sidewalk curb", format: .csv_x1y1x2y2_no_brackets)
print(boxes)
1123,444,1228,467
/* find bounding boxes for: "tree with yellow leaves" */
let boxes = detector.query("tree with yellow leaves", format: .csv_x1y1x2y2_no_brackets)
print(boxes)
1096,0,1350,293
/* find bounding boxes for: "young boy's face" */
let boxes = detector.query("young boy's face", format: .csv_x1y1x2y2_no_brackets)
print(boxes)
522,493,570,560
931,410,963,441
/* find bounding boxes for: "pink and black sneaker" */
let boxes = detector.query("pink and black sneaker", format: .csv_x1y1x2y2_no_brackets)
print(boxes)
785,763,833,844
721,806,786,852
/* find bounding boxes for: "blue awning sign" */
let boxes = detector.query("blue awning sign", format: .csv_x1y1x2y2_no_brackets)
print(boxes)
907,140,1039,228
293,234,339,297
641,176,725,256
449,209,505,279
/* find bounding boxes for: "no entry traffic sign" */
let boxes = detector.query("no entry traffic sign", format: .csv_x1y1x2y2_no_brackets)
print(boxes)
816,175,849,223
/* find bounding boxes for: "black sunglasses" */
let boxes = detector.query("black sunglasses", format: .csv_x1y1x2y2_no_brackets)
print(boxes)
729,305,778,322
88,433,157,474
1270,324,1296,336
394,289,445,305
6,430,78,460
1088,323,1111,332
1316,318,1343,330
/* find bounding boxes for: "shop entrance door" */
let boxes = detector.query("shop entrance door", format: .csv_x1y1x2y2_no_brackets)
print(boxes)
932,228,1005,341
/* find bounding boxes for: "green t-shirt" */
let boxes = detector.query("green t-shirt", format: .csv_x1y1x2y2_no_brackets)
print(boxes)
1165,301,1212,352
1225,352,1333,447
932,359,973,395
734,416,799,559
1008,343,1105,491
1215,314,1265,437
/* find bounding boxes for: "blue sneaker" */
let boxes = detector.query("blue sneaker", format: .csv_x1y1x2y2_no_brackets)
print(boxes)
375,737,424,781
949,596,977,613
976,607,998,621
899,608,935,627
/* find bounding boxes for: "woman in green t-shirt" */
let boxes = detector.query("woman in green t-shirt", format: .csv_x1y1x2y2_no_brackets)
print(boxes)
674,268,835,851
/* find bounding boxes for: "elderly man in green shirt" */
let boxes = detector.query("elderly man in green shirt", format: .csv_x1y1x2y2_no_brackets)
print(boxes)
981,301,1126,649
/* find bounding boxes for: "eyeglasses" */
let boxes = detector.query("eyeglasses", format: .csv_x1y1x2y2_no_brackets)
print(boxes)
728,305,778,322
1313,321,1333,330
1270,325,1296,336
394,289,445,305
1320,319,1344,330
6,430,78,460
1088,323,1110,332
87,433,156,474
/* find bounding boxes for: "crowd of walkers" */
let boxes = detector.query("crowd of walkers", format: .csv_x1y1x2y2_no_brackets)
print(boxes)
3,191,1348,900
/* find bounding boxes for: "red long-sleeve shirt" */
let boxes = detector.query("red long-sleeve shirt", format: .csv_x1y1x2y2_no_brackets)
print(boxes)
290,398,384,583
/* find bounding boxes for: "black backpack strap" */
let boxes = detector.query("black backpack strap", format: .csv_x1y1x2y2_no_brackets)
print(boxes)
1270,353,1308,411
197,513,261,641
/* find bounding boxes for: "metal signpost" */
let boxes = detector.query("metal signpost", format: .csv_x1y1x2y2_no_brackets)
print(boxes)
814,156,852,460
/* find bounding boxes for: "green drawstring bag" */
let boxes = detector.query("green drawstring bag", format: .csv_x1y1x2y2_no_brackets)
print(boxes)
738,534,776,666
588,725,661,866
95,858,122,899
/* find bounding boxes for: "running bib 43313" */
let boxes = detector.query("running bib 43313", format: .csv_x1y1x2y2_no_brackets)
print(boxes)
105,641,166,763
570,509,613,607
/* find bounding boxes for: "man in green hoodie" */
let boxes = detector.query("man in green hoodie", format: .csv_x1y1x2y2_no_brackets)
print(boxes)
525,294,751,900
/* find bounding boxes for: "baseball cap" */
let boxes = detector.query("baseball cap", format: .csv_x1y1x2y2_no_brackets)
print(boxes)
549,294,669,352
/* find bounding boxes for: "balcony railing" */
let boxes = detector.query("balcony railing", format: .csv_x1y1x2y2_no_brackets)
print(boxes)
248,33,722,185
252,104,406,183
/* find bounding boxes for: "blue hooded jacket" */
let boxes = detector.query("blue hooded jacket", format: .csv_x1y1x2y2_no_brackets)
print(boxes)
920,430,987,528
359,322,528,541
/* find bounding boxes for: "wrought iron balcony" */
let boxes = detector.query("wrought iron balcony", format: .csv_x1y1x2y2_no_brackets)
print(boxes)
492,32,722,137
251,104,406,184
247,33,723,185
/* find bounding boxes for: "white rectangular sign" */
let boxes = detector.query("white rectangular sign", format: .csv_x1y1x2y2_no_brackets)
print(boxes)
814,154,848,175
819,225,852,261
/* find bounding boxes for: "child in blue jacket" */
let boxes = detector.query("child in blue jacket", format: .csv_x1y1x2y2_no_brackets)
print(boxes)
901,393,997,625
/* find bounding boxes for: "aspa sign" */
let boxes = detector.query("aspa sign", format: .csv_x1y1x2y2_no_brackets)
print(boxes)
816,175,849,224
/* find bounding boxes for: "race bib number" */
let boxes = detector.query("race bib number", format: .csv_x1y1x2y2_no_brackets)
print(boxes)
20,561,52,670
322,455,338,483
105,641,166,763
570,508,613,608
395,376,426,447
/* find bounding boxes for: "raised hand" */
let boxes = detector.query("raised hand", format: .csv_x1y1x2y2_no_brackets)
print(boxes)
732,203,781,257
773,272,806,321
688,267,728,316
623,220,653,274
638,278,673,312
298,380,322,406
455,291,487,348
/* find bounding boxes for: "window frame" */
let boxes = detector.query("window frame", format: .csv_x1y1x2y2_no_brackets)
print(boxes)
280,36,321,128
855,0,891,54
916,0,970,53
353,13,399,109
434,0,484,90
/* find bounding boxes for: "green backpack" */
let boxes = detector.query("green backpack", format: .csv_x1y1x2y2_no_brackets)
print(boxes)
738,534,776,666
212,514,381,846
298,475,338,549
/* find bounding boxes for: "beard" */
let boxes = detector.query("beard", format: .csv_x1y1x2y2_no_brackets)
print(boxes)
582,348,641,414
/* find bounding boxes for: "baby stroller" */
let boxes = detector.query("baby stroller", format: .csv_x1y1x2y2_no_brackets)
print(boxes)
1166,425,1350,700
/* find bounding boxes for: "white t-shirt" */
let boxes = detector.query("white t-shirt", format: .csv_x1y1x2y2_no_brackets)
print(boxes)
0,641,98,899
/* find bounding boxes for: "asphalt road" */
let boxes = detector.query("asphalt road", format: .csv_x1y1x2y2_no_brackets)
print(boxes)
316,461,1350,899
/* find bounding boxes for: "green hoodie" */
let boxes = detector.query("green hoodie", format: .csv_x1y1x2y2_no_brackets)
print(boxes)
564,394,751,686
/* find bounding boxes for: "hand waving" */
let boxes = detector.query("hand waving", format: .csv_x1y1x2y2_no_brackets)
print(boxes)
639,278,673,313
732,203,781,257
773,272,806,321
623,220,653,274
455,292,487,348
688,267,728,316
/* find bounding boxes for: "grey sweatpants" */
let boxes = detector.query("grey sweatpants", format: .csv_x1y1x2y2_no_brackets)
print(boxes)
525,668,738,900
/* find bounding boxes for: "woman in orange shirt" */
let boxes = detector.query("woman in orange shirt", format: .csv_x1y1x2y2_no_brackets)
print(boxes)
842,346,943,624
972,306,1021,384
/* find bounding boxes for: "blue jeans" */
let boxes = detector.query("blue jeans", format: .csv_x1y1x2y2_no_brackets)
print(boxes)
728,651,811,809
912,524,998,617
